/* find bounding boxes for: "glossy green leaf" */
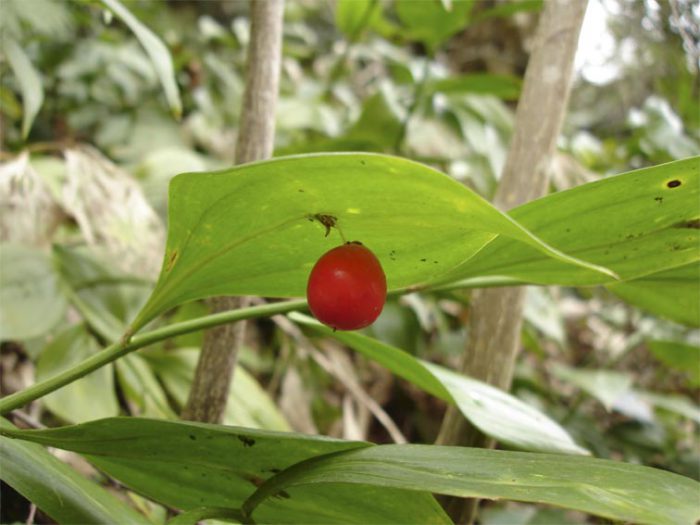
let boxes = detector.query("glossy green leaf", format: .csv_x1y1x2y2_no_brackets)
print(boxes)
0,418,451,525
131,153,612,330
292,312,587,455
243,444,700,525
442,156,700,286
395,0,474,52
550,365,633,411
101,0,182,118
609,262,700,327
36,325,119,423
0,243,66,340
2,35,44,138
0,418,149,525
429,74,522,100
647,340,700,386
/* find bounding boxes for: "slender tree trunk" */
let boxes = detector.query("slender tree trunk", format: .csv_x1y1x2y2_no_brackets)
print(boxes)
182,0,285,423
436,0,588,522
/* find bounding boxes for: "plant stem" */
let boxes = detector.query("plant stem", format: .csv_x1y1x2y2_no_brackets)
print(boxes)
0,272,522,417
0,299,306,415
182,0,285,424
435,1,588,523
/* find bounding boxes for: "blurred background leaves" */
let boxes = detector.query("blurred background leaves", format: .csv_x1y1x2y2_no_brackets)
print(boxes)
1,0,698,523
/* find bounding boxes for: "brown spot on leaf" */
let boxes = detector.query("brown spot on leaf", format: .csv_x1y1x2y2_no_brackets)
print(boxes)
237,435,256,447
667,180,682,188
166,250,178,271
673,219,700,229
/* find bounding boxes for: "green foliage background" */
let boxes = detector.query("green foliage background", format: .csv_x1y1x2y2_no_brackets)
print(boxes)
1,1,699,524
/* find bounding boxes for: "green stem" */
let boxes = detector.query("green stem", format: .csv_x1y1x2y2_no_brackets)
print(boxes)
0,274,522,415
0,299,307,414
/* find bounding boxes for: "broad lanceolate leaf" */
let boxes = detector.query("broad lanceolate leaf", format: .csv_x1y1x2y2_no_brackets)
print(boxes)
0,418,450,525
0,243,66,340
243,444,700,525
131,153,612,330
608,261,700,327
0,419,149,525
101,0,182,118
440,156,700,287
2,35,44,138
292,313,587,455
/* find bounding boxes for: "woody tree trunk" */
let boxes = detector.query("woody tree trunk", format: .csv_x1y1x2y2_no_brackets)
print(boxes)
182,0,285,423
436,0,588,523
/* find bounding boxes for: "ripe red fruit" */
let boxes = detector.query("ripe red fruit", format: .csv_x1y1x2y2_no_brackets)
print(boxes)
306,242,387,331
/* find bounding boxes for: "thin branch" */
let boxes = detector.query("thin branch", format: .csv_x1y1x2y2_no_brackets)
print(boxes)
435,0,589,523
268,311,407,444
669,0,699,73
11,410,46,429
0,299,305,414
183,0,285,424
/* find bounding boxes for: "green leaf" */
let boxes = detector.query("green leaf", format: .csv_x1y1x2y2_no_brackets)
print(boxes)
429,74,522,100
550,365,633,411
442,156,700,286
53,245,152,339
242,444,700,525
131,153,612,330
148,347,291,431
101,0,182,119
0,243,67,340
395,0,474,52
636,390,700,424
335,0,379,39
608,262,700,327
0,418,451,525
647,340,700,386
345,88,405,149
36,325,119,423
1,35,44,138
292,312,587,455
116,354,177,419
0,418,149,524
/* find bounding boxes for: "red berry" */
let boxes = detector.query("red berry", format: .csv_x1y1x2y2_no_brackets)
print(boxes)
306,242,387,331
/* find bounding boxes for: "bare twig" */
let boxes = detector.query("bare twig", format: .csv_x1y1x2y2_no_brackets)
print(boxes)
669,0,699,73
26,503,37,525
270,312,407,444
435,1,589,523
11,410,46,429
182,0,284,423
